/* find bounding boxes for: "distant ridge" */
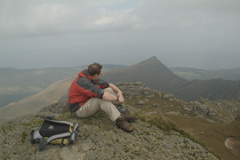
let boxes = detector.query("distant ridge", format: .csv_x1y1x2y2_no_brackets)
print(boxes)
1,56,240,124
171,67,240,80
170,78,240,102
102,56,188,92
0,65,125,108
0,77,73,124
102,57,240,102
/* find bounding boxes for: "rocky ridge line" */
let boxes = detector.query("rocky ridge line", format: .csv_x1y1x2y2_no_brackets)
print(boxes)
1,100,218,160
116,82,240,124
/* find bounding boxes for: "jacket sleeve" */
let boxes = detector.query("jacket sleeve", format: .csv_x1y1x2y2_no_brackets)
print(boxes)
97,79,109,89
76,77,103,98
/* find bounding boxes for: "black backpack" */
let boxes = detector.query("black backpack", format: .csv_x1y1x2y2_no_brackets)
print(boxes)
30,117,78,151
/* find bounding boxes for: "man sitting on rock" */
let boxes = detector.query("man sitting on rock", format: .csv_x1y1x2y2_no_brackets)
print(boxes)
68,62,136,132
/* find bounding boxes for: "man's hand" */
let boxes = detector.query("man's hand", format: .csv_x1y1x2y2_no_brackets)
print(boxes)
117,95,124,104
102,91,124,103
116,90,122,97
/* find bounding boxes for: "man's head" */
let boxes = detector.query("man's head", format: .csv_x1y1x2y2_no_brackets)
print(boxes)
87,62,102,80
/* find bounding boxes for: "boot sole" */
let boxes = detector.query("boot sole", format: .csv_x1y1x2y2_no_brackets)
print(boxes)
116,124,134,132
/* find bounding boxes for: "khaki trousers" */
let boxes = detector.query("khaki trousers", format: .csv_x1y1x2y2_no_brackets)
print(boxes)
75,87,121,121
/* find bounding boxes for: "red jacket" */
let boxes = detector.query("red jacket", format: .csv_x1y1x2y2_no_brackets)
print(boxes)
68,70,109,112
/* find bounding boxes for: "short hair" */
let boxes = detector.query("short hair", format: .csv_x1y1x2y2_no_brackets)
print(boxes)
87,62,102,76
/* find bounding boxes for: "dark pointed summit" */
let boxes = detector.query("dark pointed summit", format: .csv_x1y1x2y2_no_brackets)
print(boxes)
102,57,188,92
130,56,170,72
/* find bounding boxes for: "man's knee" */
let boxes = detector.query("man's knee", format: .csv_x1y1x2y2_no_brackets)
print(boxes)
104,87,114,94
99,100,115,110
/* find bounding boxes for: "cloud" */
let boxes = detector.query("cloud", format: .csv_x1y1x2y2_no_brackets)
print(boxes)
1,0,240,36
0,0,141,36
85,8,138,31
0,0,240,69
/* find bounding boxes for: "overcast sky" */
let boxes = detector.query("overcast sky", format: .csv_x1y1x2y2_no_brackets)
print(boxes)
0,0,240,70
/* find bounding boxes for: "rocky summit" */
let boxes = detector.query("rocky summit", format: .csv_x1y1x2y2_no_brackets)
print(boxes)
0,102,217,160
1,82,240,160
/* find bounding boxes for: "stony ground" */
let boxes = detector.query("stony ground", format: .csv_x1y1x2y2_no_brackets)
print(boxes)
0,102,218,160
2,82,240,160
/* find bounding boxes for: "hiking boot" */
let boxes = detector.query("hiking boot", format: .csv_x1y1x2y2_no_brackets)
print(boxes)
116,117,133,132
121,109,137,123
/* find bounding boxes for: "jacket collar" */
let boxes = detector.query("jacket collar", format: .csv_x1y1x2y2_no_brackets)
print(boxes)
78,70,93,81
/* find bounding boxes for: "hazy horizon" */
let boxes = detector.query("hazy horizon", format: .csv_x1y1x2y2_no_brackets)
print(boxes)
1,0,240,70
0,56,240,71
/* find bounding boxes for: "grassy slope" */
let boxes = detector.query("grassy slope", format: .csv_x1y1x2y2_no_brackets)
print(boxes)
164,114,240,160
126,96,240,160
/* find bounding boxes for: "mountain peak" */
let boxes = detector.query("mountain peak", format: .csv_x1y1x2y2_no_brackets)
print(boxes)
103,57,188,92
138,56,163,65
147,56,158,60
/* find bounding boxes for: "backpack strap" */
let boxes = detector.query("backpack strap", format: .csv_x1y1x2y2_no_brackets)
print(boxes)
39,132,71,151
44,118,73,126
39,122,78,151
30,130,43,144
69,122,78,143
